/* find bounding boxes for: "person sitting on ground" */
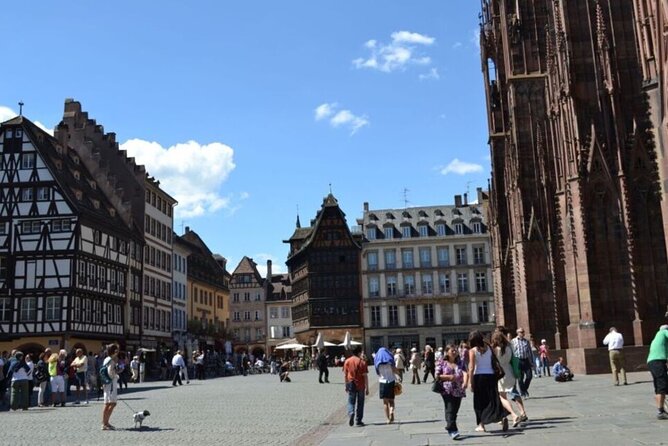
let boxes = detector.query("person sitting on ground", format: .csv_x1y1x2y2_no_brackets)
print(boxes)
552,357,574,382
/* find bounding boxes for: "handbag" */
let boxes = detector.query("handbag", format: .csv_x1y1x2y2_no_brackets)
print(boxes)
491,349,505,381
431,379,444,393
394,382,403,396
510,353,521,379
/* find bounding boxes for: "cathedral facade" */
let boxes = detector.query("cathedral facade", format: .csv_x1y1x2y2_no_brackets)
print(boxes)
481,0,668,371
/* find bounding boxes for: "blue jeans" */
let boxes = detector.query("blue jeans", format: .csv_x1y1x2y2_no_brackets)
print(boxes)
347,389,365,423
518,358,533,396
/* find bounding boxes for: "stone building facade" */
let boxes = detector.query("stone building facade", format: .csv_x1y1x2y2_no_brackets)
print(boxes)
229,256,266,356
265,260,293,355
480,0,668,372
358,192,495,354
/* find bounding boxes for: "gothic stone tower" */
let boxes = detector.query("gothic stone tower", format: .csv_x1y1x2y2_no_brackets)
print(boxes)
481,0,668,372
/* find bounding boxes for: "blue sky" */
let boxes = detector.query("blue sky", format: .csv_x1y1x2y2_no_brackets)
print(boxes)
1,1,489,276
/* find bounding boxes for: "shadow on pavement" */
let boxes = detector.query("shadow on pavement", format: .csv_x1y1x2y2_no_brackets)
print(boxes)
395,419,441,425
118,426,176,432
527,394,575,399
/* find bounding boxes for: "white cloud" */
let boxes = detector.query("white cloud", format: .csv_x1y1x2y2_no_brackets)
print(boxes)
0,106,15,122
472,28,481,49
314,103,369,135
452,42,463,49
252,253,288,278
121,138,237,218
391,31,435,46
419,68,440,81
314,103,336,121
353,30,436,74
440,158,484,175
0,105,53,135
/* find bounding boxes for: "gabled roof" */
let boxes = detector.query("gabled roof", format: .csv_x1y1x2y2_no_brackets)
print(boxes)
180,229,228,288
1,116,138,237
286,193,360,261
231,256,263,284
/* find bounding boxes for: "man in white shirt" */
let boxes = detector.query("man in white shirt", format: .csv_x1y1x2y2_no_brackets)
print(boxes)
171,351,186,386
602,327,627,386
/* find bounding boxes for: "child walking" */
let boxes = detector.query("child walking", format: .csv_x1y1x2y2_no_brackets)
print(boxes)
435,344,467,440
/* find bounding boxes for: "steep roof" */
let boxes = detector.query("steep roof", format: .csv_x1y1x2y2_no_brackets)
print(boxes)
181,228,228,289
231,256,263,284
286,193,360,262
1,116,139,237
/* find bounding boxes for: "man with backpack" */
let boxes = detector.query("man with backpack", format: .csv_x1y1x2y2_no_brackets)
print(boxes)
7,351,33,411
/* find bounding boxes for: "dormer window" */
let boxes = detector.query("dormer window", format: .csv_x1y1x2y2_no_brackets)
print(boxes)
472,221,482,233
418,210,428,218
384,226,394,239
90,180,97,190
402,211,411,219
436,223,446,236
455,222,464,235
109,208,116,217
419,225,429,237
402,226,411,238
385,212,395,220
92,199,100,209
366,227,376,240
72,155,80,165
73,170,80,180
75,190,83,200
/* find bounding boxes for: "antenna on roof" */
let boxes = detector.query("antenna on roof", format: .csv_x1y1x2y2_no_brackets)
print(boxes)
466,181,472,197
403,188,410,209
18,101,24,116
329,183,333,194
180,220,187,234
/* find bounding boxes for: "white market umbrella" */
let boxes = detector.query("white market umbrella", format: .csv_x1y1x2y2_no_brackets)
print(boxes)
275,343,306,350
323,341,337,347
315,333,324,349
337,340,362,347
342,331,351,350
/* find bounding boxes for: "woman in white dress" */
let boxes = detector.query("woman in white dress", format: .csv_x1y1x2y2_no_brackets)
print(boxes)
492,330,528,427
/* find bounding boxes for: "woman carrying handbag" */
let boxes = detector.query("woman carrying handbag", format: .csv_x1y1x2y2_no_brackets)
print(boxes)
467,330,509,432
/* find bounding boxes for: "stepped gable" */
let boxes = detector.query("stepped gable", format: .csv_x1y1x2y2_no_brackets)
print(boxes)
3,115,129,233
54,99,146,233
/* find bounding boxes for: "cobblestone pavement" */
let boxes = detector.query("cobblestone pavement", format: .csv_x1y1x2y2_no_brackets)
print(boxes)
1,370,667,445
319,371,668,446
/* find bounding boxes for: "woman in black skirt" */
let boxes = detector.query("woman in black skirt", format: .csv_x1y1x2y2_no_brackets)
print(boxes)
467,330,508,432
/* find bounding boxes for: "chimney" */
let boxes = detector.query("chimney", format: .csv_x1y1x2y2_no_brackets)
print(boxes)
363,202,369,212
266,259,272,279
454,195,462,207
185,226,190,234
477,187,484,203
464,193,468,206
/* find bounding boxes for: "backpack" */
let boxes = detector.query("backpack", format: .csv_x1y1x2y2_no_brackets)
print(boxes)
99,363,113,385
34,363,47,382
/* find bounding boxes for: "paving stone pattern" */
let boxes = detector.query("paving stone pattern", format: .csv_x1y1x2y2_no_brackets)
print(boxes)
1,370,667,445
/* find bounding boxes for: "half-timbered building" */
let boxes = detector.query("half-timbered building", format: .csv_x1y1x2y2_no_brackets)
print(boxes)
0,115,141,354
284,194,363,345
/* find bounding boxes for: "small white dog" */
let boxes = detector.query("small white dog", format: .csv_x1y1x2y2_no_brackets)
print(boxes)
133,410,151,429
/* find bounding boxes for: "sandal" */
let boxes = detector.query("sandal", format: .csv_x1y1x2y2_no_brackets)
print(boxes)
512,417,521,428
475,426,487,432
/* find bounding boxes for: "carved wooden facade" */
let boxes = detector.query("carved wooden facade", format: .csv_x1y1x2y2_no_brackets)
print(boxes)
284,194,363,343
481,0,668,356
0,116,141,353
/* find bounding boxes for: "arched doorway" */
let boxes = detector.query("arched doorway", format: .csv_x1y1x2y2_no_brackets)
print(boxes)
15,342,45,360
